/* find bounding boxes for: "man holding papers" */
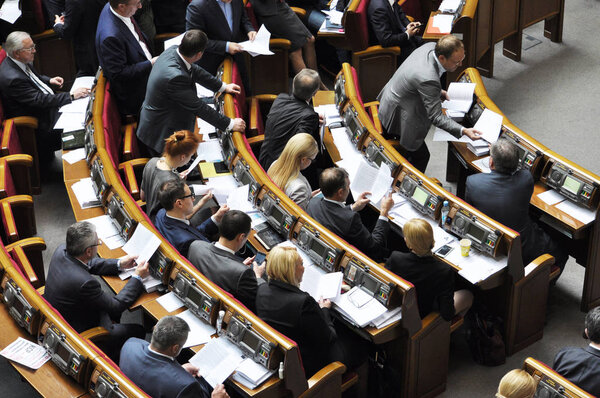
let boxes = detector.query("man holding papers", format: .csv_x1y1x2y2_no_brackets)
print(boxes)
307,167,394,262
465,139,568,276
44,222,149,362
377,35,482,172
120,316,229,398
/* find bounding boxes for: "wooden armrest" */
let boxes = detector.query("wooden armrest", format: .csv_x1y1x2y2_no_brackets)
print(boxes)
363,101,379,108
354,45,402,57
118,158,149,169
250,94,278,102
136,199,146,208
0,194,34,207
6,238,47,286
300,361,346,397
121,123,138,161
268,38,292,50
81,326,111,342
119,159,148,200
31,29,59,41
3,153,33,167
0,195,34,243
36,286,45,295
524,253,555,279
291,6,307,18
407,15,414,22
248,98,260,136
155,32,179,41
10,246,40,288
247,135,265,145
5,236,47,252
7,116,38,129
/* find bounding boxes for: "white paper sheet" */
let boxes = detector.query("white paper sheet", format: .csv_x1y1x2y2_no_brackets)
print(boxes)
156,291,185,312
54,112,85,132
189,337,244,387
0,0,21,24
438,0,462,12
70,76,95,92
59,97,89,114
330,127,360,158
0,337,50,369
163,33,184,50
226,184,254,212
442,82,476,113
349,158,378,197
333,286,388,327
370,306,402,329
473,108,503,144
86,215,121,242
62,148,86,164
537,189,566,206
432,14,454,33
176,310,216,347
370,163,394,204
232,358,274,389
300,266,343,301
197,140,224,162
196,83,213,98
472,156,492,173
206,175,240,204
71,178,101,209
239,25,274,56
122,223,162,265
556,200,596,224
103,234,126,250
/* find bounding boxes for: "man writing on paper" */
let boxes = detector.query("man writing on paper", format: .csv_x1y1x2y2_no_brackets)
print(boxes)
465,139,568,276
120,316,229,398
307,167,394,262
377,34,482,172
44,221,149,362
136,29,246,156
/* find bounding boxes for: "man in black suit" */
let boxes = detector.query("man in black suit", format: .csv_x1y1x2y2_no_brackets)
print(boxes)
553,306,600,396
187,210,265,311
120,316,229,398
465,138,568,274
185,0,256,79
307,167,394,262
136,29,245,156
53,0,106,76
43,0,65,25
0,31,90,160
367,0,422,61
44,221,149,361
154,179,229,257
95,0,158,116
258,68,322,171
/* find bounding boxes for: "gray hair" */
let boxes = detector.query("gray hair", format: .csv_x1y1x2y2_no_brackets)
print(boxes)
4,31,30,57
151,316,190,351
490,138,519,175
292,69,320,101
66,221,97,257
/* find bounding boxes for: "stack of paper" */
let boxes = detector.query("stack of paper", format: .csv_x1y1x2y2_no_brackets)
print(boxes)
472,156,492,173
333,286,388,327
467,139,490,156
370,307,402,329
226,184,255,212
0,337,50,369
556,200,596,224
341,158,393,204
432,14,454,33
156,291,185,312
232,358,275,389
203,174,240,205
239,25,274,56
176,310,216,348
189,337,244,387
300,266,343,301
86,214,125,249
71,178,101,208
0,0,22,24
55,76,95,132
438,0,462,13
473,108,503,144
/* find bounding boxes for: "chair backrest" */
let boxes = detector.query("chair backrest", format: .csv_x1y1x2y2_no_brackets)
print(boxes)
0,157,18,198
102,82,123,168
1,120,24,156
231,62,247,120
0,48,7,65
30,0,48,32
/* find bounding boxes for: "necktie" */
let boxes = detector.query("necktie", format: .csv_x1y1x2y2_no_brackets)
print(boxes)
130,17,152,60
26,66,54,95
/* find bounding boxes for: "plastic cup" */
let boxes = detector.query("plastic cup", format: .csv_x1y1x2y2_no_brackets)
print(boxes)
460,239,472,257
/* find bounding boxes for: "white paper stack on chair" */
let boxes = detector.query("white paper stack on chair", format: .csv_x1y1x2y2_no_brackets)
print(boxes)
333,286,387,327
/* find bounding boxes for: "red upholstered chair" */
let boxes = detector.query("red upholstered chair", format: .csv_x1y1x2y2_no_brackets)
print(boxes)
6,237,47,289
0,154,33,198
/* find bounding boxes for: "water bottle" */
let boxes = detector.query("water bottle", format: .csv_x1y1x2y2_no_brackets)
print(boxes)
441,200,449,226
278,362,285,379
216,310,225,335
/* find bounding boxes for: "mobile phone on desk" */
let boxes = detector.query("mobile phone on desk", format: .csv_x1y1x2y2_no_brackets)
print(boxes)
435,244,453,258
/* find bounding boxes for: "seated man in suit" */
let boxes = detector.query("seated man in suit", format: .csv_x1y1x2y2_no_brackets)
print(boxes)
185,0,256,89
307,167,394,262
154,179,229,257
0,31,90,161
465,138,568,275
136,29,246,156
258,69,322,172
367,0,422,61
44,221,149,362
120,316,229,398
188,210,265,311
96,0,158,117
553,306,600,396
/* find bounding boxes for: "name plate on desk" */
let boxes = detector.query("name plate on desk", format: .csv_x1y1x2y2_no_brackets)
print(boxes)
40,323,86,382
224,314,277,369
292,223,341,273
342,257,393,306
541,160,598,209
171,268,218,324
1,278,39,335
395,171,441,219
445,207,501,256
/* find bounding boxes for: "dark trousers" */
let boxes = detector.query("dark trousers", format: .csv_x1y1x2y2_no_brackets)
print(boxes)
398,142,430,173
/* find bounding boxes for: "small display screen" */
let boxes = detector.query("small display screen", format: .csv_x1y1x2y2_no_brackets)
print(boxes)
466,223,486,243
311,239,328,257
411,186,429,206
562,175,582,195
241,330,261,352
55,343,71,363
271,205,284,225
361,275,378,295
12,296,24,315
335,78,346,107
187,287,204,306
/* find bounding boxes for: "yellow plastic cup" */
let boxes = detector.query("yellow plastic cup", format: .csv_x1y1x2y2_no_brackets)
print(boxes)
460,239,472,257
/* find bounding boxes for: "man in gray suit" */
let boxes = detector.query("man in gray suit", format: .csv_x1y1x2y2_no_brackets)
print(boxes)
187,210,265,311
465,138,568,274
377,34,481,172
136,29,246,156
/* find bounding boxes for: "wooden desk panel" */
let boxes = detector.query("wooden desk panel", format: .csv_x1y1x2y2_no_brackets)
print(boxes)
64,180,105,221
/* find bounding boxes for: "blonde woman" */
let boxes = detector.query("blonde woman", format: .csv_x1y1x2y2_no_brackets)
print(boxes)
267,133,319,210
496,369,536,398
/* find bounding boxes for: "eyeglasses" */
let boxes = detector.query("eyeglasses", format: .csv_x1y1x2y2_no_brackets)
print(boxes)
87,242,101,249
20,45,36,52
180,190,196,201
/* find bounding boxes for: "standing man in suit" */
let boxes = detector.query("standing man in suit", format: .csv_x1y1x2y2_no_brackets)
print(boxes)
120,316,229,398
368,0,422,61
44,221,149,362
377,35,481,172
53,0,106,76
258,69,322,171
0,31,90,161
154,179,229,257
136,29,245,156
188,210,265,311
185,0,256,83
553,306,600,396
465,138,568,274
307,167,394,262
96,0,158,117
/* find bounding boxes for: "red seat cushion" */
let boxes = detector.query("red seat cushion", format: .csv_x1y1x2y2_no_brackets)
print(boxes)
354,0,370,51
102,82,123,168
232,62,247,120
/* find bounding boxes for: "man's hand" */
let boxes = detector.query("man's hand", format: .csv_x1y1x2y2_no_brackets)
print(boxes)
119,255,138,269
213,205,230,223
231,118,246,132
134,260,150,279
243,255,255,266
182,363,200,377
54,14,64,25
211,384,230,398
224,83,241,95
227,42,244,54
318,298,332,309
72,87,90,99
462,127,482,140
49,76,64,88
406,22,421,37
318,113,324,126
380,192,394,218
441,89,450,101
311,189,321,197
248,31,257,41
253,261,266,279
351,191,371,212
150,56,159,65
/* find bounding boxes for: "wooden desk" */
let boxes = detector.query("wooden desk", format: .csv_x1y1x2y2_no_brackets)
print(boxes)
0,306,87,398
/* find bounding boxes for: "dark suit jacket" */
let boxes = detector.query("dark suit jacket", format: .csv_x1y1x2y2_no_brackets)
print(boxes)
120,338,210,398
247,0,278,17
385,251,455,320
188,240,263,311
186,0,254,74
154,208,218,257
306,196,390,262
152,0,187,33
0,57,71,136
553,346,600,396
256,280,336,377
44,245,144,332
258,93,320,170
43,0,66,25
54,0,105,76
136,45,230,155
368,0,419,51
95,3,153,115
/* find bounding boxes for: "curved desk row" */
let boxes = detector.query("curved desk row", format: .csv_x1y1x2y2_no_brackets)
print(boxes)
523,357,594,398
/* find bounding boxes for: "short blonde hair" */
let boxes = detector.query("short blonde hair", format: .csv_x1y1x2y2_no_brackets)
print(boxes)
268,133,318,191
496,369,536,398
266,245,302,286
403,218,434,256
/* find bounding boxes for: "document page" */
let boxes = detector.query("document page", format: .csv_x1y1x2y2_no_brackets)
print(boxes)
163,33,184,50
370,163,393,204
239,25,274,56
156,291,185,312
86,215,125,249
442,82,476,113
71,178,101,208
122,223,161,265
227,184,254,212
537,189,566,206
333,286,387,327
300,265,343,301
349,159,379,199
432,14,454,33
0,337,50,370
232,358,275,389
472,156,492,173
473,108,503,144
176,310,216,348
556,200,596,224
189,337,244,387
0,0,21,24
438,0,462,12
